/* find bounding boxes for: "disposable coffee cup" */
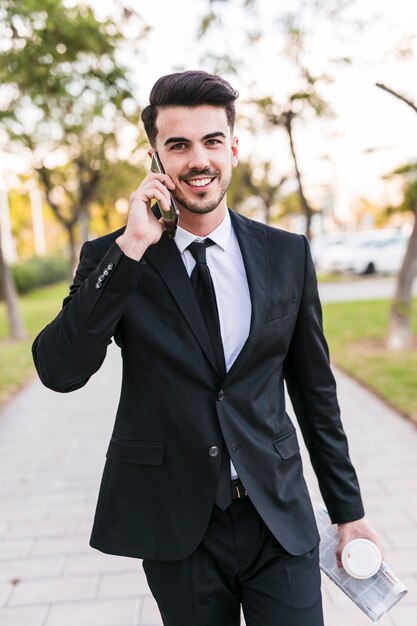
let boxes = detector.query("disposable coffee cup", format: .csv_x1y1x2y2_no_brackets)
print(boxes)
341,538,382,579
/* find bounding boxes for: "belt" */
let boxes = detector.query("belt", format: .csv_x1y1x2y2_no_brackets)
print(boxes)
231,478,248,500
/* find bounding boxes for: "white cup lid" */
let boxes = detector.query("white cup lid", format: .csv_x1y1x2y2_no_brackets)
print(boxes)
341,538,382,579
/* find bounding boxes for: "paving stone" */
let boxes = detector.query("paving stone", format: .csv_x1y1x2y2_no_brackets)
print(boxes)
139,595,162,626
30,534,90,558
0,555,64,583
0,503,49,523
0,581,12,607
0,539,33,560
46,500,96,520
387,603,417,626
43,598,140,626
6,518,79,540
385,549,417,576
363,507,413,531
0,524,9,540
0,605,49,626
8,573,99,606
396,574,417,605
98,571,147,599
384,527,417,550
63,551,138,576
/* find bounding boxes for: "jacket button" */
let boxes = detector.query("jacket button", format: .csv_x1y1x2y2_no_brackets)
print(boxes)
217,390,225,401
95,282,102,289
208,446,220,457
107,263,114,271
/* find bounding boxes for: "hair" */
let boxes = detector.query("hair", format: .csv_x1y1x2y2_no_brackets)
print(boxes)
141,70,239,146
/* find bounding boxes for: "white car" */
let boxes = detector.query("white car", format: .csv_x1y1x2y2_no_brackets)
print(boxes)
310,233,352,272
314,230,408,275
340,235,408,274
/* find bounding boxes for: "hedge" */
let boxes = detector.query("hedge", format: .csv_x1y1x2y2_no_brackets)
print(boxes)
0,254,70,296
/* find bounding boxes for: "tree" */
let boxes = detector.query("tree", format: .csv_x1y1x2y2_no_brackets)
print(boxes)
382,163,417,350
0,0,147,271
376,83,417,350
199,0,356,237
0,225,26,338
227,159,287,224
248,94,329,237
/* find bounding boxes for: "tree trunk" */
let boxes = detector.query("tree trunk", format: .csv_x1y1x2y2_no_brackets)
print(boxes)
0,235,26,339
284,114,313,238
78,205,89,246
386,213,417,350
66,225,79,279
375,84,417,351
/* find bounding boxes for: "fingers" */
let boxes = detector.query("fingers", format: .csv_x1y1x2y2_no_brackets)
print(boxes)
130,176,174,213
336,518,384,568
120,172,177,249
336,537,345,568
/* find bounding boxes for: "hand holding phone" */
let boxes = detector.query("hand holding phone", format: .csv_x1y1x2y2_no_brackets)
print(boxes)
150,153,179,239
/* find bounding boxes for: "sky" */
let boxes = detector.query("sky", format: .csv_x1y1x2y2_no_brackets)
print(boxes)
2,0,417,228
87,0,417,225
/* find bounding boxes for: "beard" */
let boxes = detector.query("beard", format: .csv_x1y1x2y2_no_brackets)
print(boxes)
174,168,232,215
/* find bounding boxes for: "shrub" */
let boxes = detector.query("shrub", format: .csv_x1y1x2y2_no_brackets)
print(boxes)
0,254,70,296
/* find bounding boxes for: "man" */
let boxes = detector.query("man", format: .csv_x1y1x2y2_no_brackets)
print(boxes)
33,70,382,626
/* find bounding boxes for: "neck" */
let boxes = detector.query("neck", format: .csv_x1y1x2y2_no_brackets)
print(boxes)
178,205,227,237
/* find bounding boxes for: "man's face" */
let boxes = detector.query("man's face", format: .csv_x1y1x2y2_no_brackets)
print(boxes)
152,105,239,217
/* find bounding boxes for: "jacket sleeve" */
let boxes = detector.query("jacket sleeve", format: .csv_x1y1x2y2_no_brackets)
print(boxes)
32,240,146,393
283,235,365,525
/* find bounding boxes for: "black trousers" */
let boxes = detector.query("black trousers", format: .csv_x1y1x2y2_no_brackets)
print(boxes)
143,498,324,626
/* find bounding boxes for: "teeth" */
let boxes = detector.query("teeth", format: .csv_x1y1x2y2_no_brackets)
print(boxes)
188,178,212,187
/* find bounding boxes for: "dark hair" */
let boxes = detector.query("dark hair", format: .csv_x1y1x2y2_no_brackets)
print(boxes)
141,70,239,146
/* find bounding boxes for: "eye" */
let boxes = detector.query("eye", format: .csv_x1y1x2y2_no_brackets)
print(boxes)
171,142,187,151
206,139,221,146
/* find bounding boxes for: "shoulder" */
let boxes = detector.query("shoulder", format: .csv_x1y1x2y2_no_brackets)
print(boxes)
230,209,306,252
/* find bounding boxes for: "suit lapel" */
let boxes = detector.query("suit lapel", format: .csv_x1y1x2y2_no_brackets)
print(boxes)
225,211,269,382
144,212,269,382
144,233,221,376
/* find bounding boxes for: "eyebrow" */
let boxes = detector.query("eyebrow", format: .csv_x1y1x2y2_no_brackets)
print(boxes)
164,131,226,146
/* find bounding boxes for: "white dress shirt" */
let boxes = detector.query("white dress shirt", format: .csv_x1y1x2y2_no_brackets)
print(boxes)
175,210,252,480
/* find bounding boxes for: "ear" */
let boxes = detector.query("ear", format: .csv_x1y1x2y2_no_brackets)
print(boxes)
147,148,155,159
231,136,239,168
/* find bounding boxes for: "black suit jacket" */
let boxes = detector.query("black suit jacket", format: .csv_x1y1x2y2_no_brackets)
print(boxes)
32,210,364,560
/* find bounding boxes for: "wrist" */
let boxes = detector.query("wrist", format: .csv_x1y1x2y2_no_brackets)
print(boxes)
116,232,151,261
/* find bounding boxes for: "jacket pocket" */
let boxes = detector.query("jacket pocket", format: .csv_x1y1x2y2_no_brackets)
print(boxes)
273,430,300,459
106,437,164,465
265,298,296,322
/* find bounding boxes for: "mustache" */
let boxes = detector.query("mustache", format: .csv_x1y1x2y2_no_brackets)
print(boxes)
180,168,218,181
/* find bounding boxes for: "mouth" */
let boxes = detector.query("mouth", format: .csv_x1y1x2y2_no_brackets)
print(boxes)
184,177,215,189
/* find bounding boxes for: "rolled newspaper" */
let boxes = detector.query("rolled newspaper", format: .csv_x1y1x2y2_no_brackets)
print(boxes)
314,504,407,622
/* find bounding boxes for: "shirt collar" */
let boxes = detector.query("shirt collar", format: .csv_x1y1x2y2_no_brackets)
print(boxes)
174,209,232,254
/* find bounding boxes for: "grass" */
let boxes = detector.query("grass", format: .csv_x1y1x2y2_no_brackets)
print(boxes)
1,283,416,424
0,282,68,406
317,273,356,283
323,298,417,422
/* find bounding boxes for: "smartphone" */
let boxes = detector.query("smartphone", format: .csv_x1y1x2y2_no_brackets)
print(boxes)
150,152,179,239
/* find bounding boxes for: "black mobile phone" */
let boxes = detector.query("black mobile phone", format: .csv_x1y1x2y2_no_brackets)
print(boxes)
150,152,179,239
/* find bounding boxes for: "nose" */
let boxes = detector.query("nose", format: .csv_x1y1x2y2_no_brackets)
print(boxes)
187,145,210,171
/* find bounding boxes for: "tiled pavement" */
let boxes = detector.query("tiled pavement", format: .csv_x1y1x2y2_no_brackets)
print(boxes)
0,345,416,625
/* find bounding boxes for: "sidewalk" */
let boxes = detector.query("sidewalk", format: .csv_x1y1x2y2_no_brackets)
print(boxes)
0,345,416,626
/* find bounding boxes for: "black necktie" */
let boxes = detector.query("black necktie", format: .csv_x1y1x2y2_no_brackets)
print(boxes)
187,239,226,376
187,239,231,510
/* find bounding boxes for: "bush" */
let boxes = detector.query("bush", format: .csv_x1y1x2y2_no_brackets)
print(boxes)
0,254,70,296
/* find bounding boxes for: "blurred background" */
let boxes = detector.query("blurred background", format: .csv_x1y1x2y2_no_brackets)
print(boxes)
0,0,416,423
0,3,416,625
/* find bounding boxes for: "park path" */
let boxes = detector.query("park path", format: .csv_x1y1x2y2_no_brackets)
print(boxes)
318,274,417,304
0,344,416,626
